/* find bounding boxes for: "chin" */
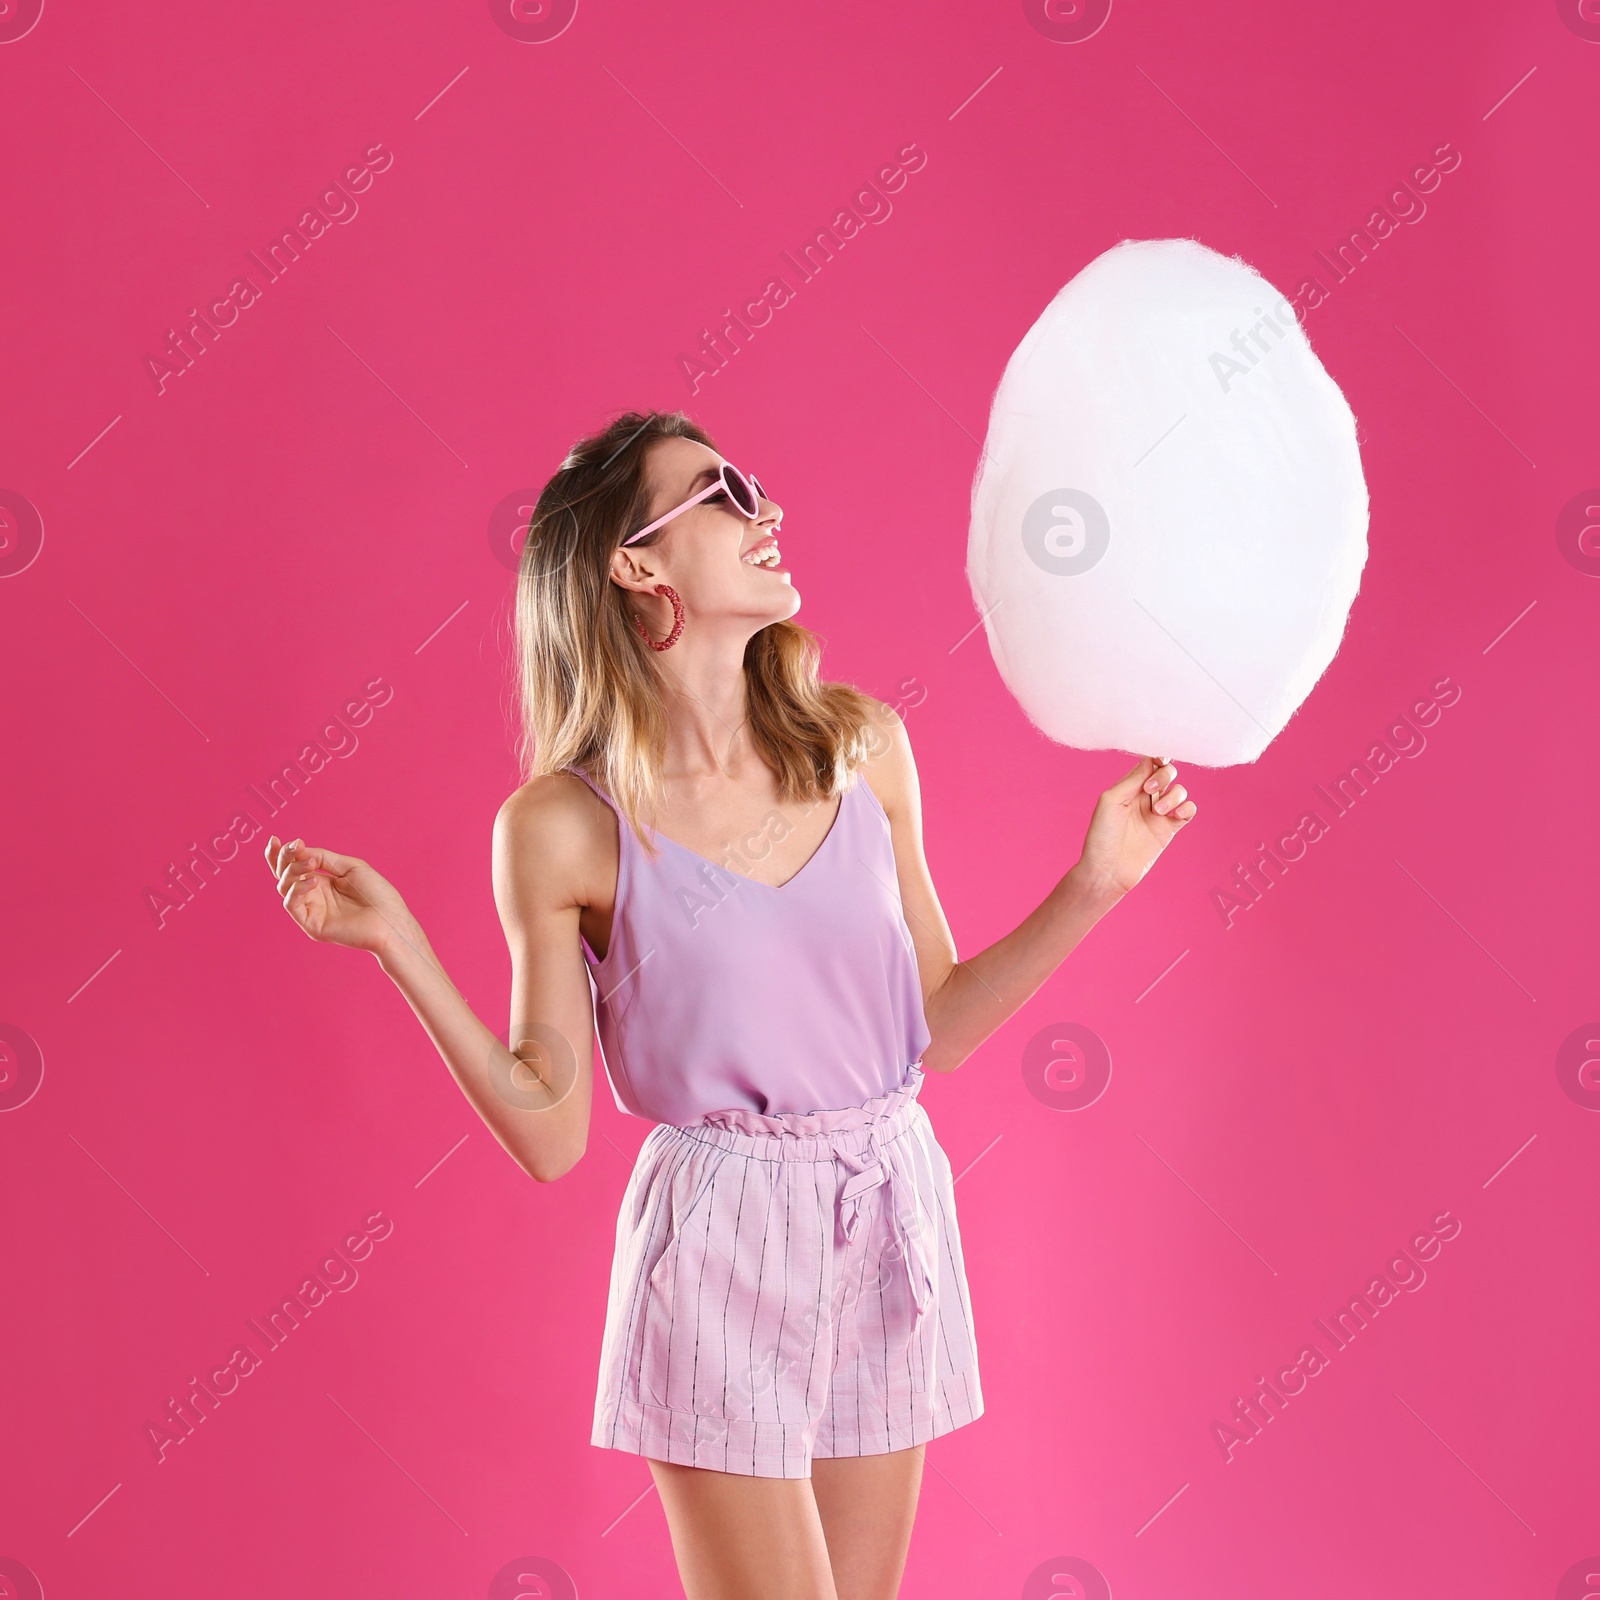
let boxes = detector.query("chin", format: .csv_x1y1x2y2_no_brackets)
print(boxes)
745,583,799,620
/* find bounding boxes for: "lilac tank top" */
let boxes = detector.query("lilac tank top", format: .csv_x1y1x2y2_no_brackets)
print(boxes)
569,766,931,1127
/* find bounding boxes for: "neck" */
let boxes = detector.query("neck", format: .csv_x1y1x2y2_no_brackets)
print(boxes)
652,618,760,778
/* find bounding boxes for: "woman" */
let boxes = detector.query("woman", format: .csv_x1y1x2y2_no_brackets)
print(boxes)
264,409,1196,1600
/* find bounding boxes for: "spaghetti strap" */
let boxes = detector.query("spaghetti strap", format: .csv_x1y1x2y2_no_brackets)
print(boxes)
564,765,630,976
566,764,617,812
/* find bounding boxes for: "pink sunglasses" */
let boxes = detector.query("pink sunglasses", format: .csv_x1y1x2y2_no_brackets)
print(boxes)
621,460,770,546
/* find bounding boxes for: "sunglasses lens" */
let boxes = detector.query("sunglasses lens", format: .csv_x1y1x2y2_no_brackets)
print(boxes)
723,464,759,518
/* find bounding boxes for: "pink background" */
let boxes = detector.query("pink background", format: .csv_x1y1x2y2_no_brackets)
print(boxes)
2,1,1597,1595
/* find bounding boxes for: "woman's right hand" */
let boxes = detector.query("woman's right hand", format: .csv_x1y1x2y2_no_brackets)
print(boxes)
264,836,411,956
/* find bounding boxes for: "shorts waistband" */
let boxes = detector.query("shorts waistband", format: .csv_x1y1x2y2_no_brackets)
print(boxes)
667,1062,927,1163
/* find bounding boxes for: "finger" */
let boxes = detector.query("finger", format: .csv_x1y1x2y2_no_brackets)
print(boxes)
1152,783,1188,816
279,852,334,898
1142,761,1178,796
1109,755,1162,799
283,868,328,916
266,835,310,877
280,862,318,903
296,843,358,876
274,842,350,894
274,842,318,895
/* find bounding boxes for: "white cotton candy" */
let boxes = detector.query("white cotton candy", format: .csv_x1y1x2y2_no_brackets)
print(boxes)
967,237,1369,767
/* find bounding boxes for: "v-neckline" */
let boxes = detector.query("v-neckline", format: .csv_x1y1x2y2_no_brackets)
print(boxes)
647,783,851,892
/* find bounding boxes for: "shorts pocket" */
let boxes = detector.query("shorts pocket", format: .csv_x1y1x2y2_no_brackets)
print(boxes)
645,1152,724,1293
919,1120,979,1384
626,1140,730,1411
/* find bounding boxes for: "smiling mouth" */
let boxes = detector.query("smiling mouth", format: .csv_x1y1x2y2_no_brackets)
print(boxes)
741,535,782,569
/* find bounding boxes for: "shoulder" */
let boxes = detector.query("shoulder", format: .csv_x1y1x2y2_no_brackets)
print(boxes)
851,694,919,819
493,772,617,894
496,769,607,837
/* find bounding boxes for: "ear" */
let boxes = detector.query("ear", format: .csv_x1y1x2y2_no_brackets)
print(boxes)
608,544,660,596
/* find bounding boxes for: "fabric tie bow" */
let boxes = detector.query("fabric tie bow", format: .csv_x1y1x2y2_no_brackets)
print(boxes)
834,1133,936,1322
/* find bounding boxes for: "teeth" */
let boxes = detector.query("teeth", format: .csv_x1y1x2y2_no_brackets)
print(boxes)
744,544,781,567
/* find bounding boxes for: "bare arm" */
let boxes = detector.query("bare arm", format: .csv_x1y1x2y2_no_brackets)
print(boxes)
856,703,1196,1074
264,775,607,1182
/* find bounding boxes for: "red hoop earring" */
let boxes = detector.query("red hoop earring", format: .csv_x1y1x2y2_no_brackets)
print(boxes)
632,583,684,651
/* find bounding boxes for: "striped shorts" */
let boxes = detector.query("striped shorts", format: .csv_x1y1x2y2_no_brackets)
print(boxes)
592,1064,984,1478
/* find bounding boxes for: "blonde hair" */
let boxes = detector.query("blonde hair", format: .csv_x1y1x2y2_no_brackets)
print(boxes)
512,409,883,849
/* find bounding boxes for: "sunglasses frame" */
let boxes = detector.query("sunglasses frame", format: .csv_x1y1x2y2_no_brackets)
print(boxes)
621,459,769,546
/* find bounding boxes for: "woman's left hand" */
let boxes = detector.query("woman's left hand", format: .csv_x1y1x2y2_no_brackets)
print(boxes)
1073,755,1198,899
